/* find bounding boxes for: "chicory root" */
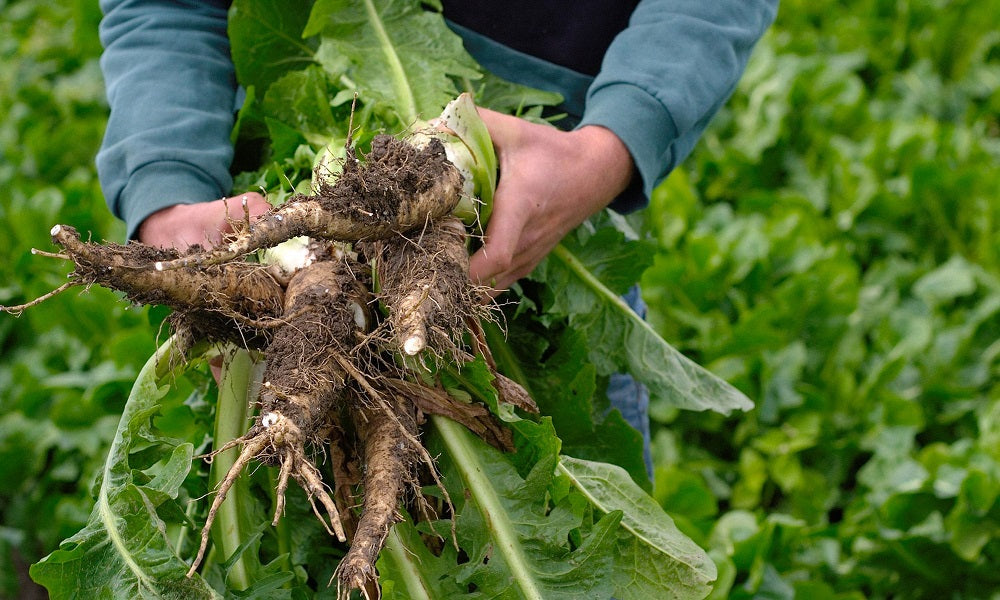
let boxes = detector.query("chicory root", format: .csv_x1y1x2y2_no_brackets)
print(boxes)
5,121,539,599
188,258,370,576
6,225,285,322
367,216,484,358
335,392,419,597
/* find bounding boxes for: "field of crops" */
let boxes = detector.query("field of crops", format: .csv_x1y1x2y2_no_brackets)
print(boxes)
2,0,998,598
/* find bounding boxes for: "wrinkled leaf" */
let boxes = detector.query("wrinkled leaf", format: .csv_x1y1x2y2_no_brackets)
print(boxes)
30,340,219,599
559,457,717,600
305,0,481,125
229,0,316,94
533,219,753,414
432,417,620,599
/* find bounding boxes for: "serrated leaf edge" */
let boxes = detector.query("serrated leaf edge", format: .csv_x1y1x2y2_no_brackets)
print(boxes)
550,243,753,414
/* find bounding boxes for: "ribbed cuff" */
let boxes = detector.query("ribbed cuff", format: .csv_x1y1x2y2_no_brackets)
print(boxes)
119,161,224,240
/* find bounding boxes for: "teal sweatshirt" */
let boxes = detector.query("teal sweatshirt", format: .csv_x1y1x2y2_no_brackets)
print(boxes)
97,0,777,239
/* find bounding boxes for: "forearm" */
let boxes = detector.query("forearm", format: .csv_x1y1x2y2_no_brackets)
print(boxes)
579,0,779,209
97,0,237,240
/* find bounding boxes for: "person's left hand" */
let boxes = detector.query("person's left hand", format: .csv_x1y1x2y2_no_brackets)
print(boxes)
468,108,635,294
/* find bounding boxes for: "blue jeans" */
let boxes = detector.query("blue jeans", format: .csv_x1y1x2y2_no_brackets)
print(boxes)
606,285,653,479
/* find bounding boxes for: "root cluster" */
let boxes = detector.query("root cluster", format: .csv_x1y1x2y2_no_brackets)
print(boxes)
3,135,535,598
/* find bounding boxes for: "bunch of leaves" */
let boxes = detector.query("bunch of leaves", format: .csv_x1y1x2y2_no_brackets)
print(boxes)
21,0,751,598
639,0,1000,597
0,1,174,598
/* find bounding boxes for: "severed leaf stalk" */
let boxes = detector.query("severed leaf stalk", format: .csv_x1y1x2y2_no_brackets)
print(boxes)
205,349,261,589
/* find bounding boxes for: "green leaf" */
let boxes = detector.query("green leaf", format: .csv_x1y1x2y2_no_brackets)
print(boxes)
470,72,563,119
261,66,343,147
431,416,619,600
305,0,481,125
912,255,978,307
229,0,316,94
30,340,220,599
559,457,717,600
522,327,649,489
376,518,468,600
533,218,753,415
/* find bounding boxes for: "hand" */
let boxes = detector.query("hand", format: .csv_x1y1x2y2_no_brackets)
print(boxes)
136,192,271,250
136,193,271,382
468,109,634,294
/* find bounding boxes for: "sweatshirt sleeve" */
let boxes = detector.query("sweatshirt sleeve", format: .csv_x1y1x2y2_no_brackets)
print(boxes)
97,0,237,240
579,0,778,212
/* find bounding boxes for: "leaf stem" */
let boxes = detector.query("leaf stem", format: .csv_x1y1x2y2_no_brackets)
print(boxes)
209,349,256,590
431,416,544,600
550,243,636,316
383,528,432,600
550,242,753,413
362,0,417,123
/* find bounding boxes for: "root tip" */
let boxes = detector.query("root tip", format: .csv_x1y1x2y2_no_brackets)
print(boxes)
154,261,164,271
403,336,425,356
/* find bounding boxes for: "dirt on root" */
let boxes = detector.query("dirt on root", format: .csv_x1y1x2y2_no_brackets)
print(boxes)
363,216,478,357
313,135,455,229
259,259,370,435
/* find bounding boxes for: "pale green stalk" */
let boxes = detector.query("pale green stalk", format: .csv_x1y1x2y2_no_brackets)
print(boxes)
382,529,433,600
208,349,257,590
431,415,544,600
363,0,418,123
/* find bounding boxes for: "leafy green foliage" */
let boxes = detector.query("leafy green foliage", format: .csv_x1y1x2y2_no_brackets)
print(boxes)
30,343,218,599
559,457,716,600
432,420,622,600
228,0,316,94
532,216,753,415
377,405,717,599
12,0,718,597
512,326,650,489
7,0,998,598
304,0,481,125
0,2,166,597
640,1,1000,597
429,357,718,597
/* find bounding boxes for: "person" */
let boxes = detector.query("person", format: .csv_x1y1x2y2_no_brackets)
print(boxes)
96,0,778,474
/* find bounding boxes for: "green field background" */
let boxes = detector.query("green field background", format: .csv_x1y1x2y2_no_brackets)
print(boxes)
2,0,998,597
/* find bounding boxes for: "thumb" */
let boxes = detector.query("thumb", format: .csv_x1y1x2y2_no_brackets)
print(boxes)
476,107,521,156
222,192,271,223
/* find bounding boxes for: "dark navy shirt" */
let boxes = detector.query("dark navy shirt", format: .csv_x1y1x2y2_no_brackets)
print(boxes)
441,0,640,76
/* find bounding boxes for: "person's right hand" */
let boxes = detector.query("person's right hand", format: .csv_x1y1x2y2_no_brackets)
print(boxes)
136,192,271,250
